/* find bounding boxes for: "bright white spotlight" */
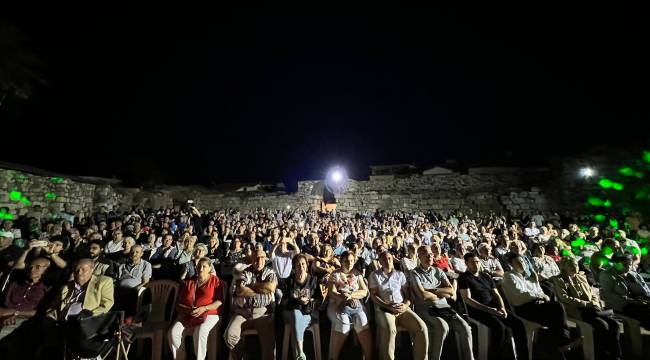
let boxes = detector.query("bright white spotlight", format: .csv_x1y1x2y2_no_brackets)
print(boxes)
580,167,595,178
331,170,343,182
326,166,348,192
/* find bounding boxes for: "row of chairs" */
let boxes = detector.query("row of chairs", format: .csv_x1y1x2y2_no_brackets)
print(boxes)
127,279,648,360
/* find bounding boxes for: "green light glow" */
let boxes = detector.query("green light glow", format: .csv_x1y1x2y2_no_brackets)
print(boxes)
603,200,612,208
610,219,619,229
20,196,30,205
643,150,650,164
599,178,613,189
9,191,21,201
612,183,623,191
618,167,634,176
571,238,586,247
50,177,64,184
642,248,649,255
587,197,604,206
594,214,606,222
45,192,57,200
561,249,572,257
602,247,614,256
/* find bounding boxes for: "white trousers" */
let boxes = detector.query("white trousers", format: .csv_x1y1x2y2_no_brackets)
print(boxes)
168,315,220,360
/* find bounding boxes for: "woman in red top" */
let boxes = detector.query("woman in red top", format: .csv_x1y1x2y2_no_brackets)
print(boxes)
168,257,224,360
431,242,453,272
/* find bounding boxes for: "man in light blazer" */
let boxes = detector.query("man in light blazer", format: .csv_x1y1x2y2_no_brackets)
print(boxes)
47,258,114,320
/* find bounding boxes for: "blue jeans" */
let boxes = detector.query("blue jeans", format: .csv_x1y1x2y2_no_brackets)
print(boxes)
283,309,312,355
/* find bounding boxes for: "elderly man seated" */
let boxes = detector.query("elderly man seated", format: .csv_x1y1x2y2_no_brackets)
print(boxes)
224,249,277,360
10,259,114,359
115,245,151,317
0,257,51,340
599,252,650,327
47,258,114,320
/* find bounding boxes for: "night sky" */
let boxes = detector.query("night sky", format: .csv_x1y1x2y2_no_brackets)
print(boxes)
2,4,648,189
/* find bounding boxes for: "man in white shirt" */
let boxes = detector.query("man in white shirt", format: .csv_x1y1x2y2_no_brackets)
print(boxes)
524,221,540,240
270,236,300,302
369,251,427,360
105,229,125,254
477,243,504,280
502,254,580,350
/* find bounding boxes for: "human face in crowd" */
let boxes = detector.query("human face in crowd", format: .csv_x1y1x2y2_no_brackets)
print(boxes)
73,260,93,286
49,240,64,255
252,250,267,271
163,234,173,248
379,252,394,273
29,258,50,281
617,257,633,274
294,256,308,276
511,256,525,274
88,243,103,259
465,255,482,274
479,244,491,258
418,246,434,268
131,245,143,263
341,253,356,273
3,220,13,230
210,235,219,247
197,259,212,278
194,246,207,259
431,242,441,258
147,233,156,245
563,258,579,276
113,230,123,241
322,244,333,258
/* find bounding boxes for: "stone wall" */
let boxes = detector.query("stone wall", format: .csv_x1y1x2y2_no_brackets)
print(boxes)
0,165,567,221
333,171,559,214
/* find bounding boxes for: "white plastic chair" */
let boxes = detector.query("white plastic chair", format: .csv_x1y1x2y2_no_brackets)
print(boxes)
128,279,179,360
281,321,322,360
498,286,547,360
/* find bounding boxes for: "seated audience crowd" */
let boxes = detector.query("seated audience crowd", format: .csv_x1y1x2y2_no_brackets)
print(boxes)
0,204,648,360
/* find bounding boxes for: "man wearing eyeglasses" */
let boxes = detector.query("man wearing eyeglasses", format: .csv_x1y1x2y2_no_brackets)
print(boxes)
0,257,51,340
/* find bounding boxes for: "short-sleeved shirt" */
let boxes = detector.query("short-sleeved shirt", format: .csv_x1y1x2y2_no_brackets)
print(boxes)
369,269,406,304
232,266,277,309
458,271,497,307
117,260,152,288
271,251,295,279
479,256,502,275
409,266,451,309
330,270,364,304
3,278,48,311
282,274,318,312
178,274,224,315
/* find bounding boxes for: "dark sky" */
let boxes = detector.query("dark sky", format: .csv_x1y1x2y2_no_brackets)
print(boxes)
3,4,649,188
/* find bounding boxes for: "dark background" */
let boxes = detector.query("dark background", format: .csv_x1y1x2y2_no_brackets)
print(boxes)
2,4,648,189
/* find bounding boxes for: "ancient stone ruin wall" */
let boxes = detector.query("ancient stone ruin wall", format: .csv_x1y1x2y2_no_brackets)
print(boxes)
0,165,565,221
333,172,559,215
